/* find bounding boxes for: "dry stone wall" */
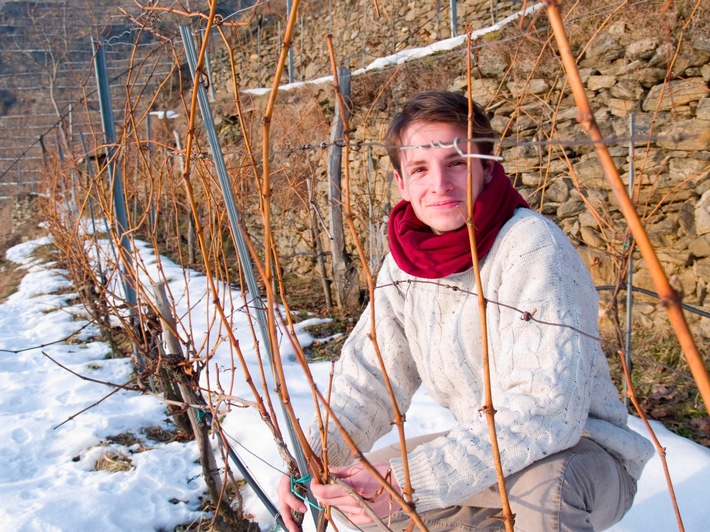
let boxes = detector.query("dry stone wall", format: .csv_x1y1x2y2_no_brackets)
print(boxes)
214,1,709,343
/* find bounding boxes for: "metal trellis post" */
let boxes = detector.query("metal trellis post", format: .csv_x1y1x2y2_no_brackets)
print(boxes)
286,0,294,83
179,25,318,529
146,114,156,233
92,39,136,308
92,37,143,370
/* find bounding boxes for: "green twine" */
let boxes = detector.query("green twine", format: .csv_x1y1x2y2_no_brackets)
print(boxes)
290,474,324,511
194,408,207,424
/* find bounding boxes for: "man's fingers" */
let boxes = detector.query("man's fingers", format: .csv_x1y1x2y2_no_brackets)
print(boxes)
276,474,308,532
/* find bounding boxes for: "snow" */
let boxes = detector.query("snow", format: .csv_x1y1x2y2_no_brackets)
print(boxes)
1,235,709,531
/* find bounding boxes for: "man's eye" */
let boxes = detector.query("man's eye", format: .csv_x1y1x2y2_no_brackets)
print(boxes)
410,167,426,174
450,160,466,167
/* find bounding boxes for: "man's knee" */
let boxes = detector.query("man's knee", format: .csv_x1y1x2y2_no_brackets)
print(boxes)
561,441,637,530
504,438,636,531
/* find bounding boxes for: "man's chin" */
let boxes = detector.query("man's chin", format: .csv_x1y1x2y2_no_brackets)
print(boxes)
430,220,467,235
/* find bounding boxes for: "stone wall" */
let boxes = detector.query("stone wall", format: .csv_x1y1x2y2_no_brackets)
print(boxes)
11,192,37,233
213,1,709,342
217,0,527,89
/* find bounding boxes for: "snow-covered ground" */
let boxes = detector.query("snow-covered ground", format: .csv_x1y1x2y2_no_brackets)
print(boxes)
1,235,709,531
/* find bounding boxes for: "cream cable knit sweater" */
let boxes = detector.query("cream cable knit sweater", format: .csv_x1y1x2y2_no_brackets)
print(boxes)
308,209,654,513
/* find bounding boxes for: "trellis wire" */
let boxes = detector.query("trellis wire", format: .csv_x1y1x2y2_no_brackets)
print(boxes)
261,131,702,157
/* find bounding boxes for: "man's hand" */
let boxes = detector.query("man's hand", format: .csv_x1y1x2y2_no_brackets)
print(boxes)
309,462,402,525
276,473,307,532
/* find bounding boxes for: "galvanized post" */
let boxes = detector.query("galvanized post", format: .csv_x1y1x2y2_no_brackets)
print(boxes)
286,0,294,83
146,113,156,233
391,0,396,55
180,25,319,526
624,113,636,407
436,0,442,40
367,146,377,271
450,0,458,37
92,38,137,310
299,12,304,81
362,0,368,67
92,38,144,372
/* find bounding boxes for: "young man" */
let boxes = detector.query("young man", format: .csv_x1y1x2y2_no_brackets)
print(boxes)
277,91,653,531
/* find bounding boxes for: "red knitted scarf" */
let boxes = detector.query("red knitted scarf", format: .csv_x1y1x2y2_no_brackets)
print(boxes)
388,161,528,279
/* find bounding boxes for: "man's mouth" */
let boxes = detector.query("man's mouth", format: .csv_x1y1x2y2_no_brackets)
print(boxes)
427,200,461,208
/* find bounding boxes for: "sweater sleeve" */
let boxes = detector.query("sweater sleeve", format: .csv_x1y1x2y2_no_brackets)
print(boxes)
307,256,422,466
390,213,601,512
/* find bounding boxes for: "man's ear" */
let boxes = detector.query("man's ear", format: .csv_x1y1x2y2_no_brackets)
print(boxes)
483,161,494,184
394,170,410,201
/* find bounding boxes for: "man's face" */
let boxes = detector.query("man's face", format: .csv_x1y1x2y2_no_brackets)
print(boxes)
394,121,487,234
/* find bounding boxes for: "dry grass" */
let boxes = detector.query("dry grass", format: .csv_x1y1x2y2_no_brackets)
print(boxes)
602,323,710,447
0,200,13,247
94,450,134,473
0,227,52,304
0,258,25,305
91,427,185,474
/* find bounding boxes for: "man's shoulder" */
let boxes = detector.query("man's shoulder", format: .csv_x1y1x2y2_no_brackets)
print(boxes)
503,207,561,233
496,208,570,250
491,208,587,277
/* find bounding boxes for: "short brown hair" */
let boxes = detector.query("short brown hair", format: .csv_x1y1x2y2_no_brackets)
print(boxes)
385,91,495,173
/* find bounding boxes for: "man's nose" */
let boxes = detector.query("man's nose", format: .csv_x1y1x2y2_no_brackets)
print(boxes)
428,164,452,190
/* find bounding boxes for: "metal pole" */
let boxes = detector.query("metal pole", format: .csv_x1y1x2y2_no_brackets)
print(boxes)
180,26,317,527
436,0,442,40
367,146,377,271
624,113,635,407
362,0,367,67
299,12,304,82
146,113,156,233
391,0,396,55
286,0,294,83
450,0,458,37
92,38,137,309
92,38,144,373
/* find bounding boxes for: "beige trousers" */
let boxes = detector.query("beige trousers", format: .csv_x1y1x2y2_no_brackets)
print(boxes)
357,434,637,532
